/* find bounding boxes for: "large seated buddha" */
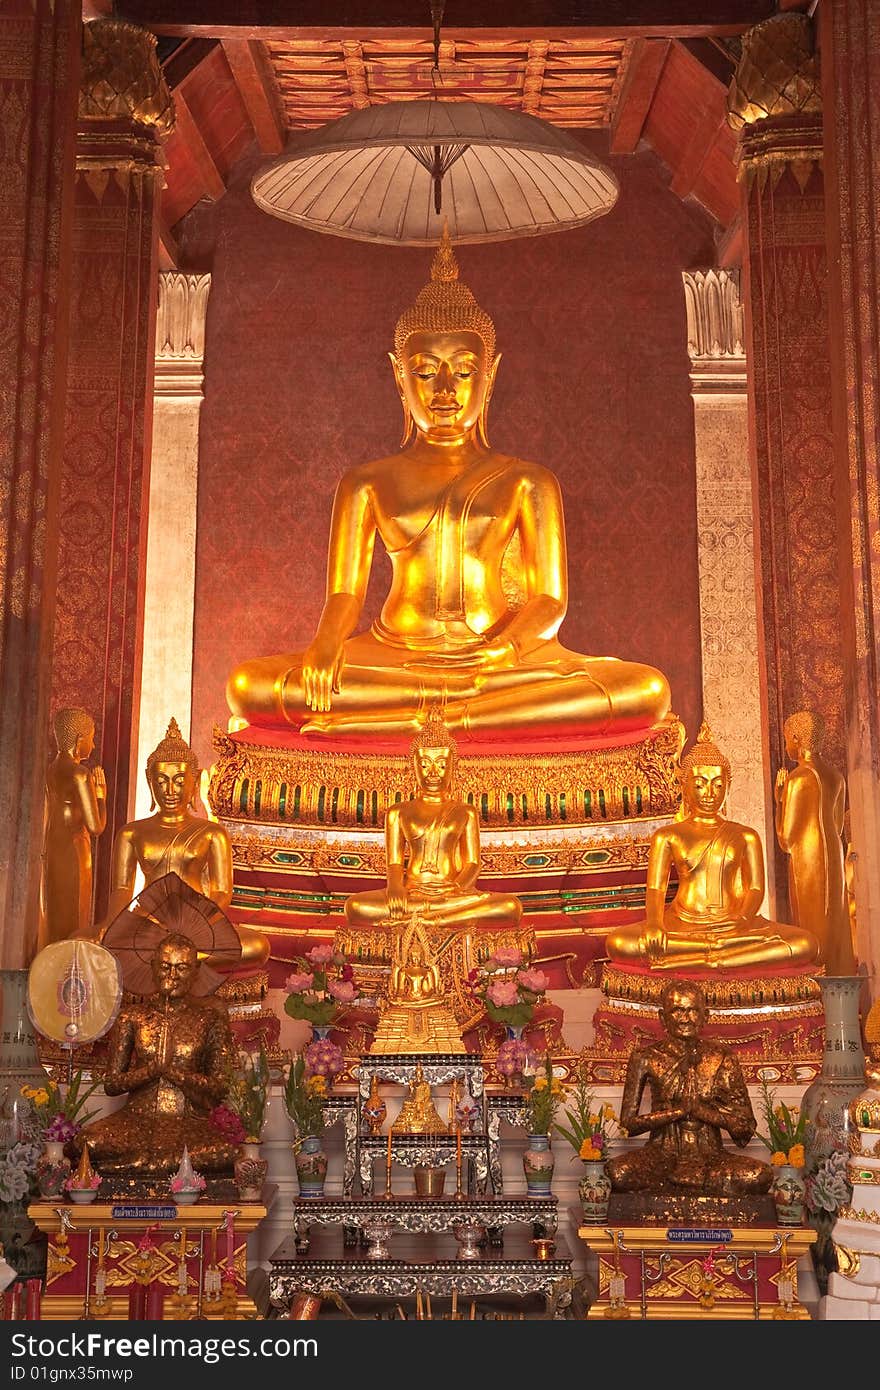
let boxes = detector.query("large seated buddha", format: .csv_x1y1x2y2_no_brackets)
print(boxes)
227,229,670,742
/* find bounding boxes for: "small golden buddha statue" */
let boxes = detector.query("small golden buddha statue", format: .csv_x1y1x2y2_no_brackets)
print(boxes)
98,718,268,968
227,229,671,740
41,708,107,950
608,981,773,1195
391,1064,447,1135
371,911,466,1054
775,710,857,975
605,723,819,971
75,932,238,1177
345,712,521,935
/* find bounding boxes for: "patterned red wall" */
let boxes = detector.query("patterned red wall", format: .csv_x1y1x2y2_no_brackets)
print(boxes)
182,139,715,770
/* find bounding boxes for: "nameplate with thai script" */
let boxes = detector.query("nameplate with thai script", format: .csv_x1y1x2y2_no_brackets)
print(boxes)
110,1205,178,1220
665,1228,733,1243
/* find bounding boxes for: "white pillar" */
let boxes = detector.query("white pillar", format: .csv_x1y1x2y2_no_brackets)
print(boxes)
136,272,211,816
683,270,769,883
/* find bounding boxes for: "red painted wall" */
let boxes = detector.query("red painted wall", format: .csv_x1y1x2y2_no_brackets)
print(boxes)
181,137,715,769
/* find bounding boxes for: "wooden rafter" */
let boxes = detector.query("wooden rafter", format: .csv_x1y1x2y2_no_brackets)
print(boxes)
172,84,226,200
609,38,670,153
221,37,287,152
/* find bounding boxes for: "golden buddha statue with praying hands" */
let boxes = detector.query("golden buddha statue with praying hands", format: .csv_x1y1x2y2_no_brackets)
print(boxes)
605,723,819,972
227,229,671,740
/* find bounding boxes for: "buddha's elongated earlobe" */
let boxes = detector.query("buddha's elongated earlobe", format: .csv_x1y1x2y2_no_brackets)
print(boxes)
389,350,414,447
478,353,501,449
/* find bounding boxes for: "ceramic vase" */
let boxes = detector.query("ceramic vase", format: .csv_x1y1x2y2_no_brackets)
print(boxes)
35,1141,71,1199
800,976,865,1290
234,1140,268,1202
522,1134,555,1196
172,1189,201,1207
67,1188,99,1206
578,1159,612,1224
772,1164,807,1226
295,1134,328,1198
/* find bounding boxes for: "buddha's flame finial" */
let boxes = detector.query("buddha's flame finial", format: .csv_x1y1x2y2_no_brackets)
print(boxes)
431,221,459,284
146,714,200,782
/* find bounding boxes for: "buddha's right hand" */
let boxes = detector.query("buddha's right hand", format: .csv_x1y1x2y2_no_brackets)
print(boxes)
302,638,344,712
642,926,667,960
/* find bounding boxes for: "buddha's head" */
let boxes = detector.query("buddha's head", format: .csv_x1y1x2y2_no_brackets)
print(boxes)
391,226,499,448
680,722,730,817
146,717,200,815
783,709,824,762
660,980,706,1041
53,707,95,761
411,709,458,795
151,932,198,999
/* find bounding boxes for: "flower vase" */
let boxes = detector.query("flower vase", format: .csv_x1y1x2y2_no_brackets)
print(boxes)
772,1164,807,1226
522,1134,555,1197
578,1159,611,1224
312,1025,331,1041
800,976,865,1290
234,1140,268,1202
35,1141,71,1199
67,1188,98,1206
295,1135,328,1198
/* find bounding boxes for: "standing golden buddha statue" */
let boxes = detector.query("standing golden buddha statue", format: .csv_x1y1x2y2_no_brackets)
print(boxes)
605,723,819,971
40,708,107,950
227,228,671,740
775,710,857,976
97,718,268,968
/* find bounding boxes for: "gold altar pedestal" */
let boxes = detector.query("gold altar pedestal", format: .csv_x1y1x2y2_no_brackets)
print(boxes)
31,1199,267,1320
579,1220,816,1320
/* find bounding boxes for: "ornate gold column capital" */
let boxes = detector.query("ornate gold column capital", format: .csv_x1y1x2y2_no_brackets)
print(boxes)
78,17,174,138
727,12,823,182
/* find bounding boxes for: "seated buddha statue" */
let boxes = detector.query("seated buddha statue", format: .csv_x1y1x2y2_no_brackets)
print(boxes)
75,932,237,1176
226,228,671,741
97,718,268,968
605,723,819,971
345,711,521,934
391,1063,447,1135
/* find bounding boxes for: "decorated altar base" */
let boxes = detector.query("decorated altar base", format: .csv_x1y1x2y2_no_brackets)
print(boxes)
29,1201,266,1321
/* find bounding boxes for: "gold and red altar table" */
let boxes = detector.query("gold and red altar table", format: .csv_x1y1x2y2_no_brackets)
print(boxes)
579,1219,816,1320
29,1199,267,1321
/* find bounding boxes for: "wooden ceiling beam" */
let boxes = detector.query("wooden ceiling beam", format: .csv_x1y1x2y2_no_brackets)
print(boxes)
172,85,226,200
115,0,776,40
157,218,179,269
221,37,287,153
716,215,743,267
609,38,670,154
669,107,728,199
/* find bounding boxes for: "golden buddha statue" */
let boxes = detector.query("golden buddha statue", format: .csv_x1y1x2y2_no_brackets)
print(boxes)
608,981,773,1195
40,708,107,950
98,718,268,968
345,712,521,935
227,229,671,740
775,710,857,976
391,1063,447,1135
371,911,466,1054
75,932,238,1177
605,723,819,971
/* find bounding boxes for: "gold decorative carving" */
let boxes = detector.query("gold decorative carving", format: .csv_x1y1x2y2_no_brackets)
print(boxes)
834,1244,860,1278
601,963,821,1009
209,717,686,830
79,18,174,136
727,13,821,132
836,1206,880,1225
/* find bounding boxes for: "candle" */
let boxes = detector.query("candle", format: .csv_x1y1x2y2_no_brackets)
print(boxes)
25,1279,41,1321
224,1212,235,1280
97,1227,106,1268
387,1130,392,1165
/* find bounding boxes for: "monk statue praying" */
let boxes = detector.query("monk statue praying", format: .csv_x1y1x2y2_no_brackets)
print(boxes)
344,711,521,935
608,980,773,1196
227,228,671,740
605,723,819,971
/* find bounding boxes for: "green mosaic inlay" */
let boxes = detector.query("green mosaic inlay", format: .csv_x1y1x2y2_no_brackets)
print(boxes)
239,778,249,815
278,784,287,818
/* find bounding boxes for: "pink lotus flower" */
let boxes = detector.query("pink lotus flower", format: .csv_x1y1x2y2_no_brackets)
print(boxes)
487,979,520,1008
306,943,335,966
516,968,549,995
329,979,357,1004
490,946,524,968
284,971,314,994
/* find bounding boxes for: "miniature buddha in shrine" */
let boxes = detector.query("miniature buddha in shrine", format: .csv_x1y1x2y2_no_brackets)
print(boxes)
226,229,671,740
605,723,819,971
344,712,521,935
608,981,773,1195
76,933,237,1176
96,718,268,968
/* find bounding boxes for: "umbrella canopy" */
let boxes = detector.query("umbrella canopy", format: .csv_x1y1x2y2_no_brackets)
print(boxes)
251,99,619,246
101,873,242,996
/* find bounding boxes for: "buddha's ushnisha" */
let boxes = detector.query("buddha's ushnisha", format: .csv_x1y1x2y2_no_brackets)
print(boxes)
228,228,671,739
